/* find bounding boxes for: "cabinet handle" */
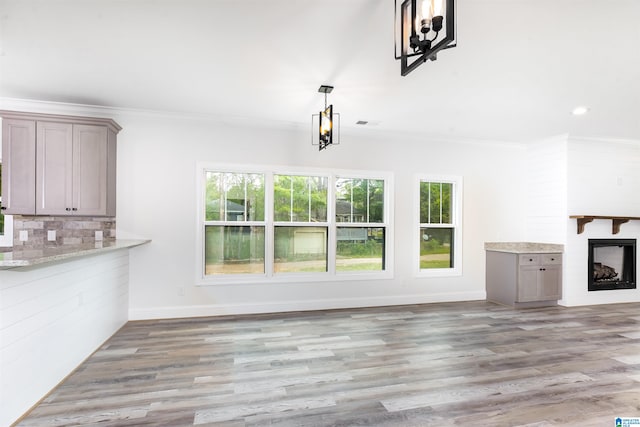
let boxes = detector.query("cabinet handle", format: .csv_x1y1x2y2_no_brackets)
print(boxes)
0,207,6,211
550,258,555,261
72,208,78,211
529,258,533,262
66,208,71,211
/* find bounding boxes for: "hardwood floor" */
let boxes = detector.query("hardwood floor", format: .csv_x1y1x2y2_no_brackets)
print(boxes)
17,301,640,426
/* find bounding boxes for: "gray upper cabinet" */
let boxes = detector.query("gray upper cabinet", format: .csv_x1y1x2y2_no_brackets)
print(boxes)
73,125,112,216
1,119,37,215
1,111,121,217
36,121,73,215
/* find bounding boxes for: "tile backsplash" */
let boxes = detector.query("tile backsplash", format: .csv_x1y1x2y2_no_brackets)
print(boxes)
13,216,116,248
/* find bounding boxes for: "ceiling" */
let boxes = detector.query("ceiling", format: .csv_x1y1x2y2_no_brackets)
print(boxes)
1,0,639,143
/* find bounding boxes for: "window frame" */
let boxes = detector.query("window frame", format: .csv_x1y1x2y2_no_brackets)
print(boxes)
196,163,393,285
414,174,463,277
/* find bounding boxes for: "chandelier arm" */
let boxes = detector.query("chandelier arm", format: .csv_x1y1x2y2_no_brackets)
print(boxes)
428,30,441,44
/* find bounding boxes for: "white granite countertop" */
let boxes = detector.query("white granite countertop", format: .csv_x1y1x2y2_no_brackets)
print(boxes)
484,242,564,254
0,239,150,269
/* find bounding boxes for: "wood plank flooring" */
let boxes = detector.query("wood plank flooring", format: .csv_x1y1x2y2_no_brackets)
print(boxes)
16,301,640,426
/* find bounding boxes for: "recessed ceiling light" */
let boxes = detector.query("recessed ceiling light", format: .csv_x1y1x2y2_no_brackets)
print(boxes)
572,106,589,116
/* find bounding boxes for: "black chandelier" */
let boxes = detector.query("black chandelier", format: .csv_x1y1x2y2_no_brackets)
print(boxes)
394,0,456,76
311,85,340,151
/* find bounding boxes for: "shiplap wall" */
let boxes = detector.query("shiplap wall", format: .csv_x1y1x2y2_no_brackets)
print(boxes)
0,251,129,426
524,135,568,243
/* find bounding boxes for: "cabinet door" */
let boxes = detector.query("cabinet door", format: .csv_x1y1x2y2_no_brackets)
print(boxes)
517,265,540,302
73,125,108,216
36,122,73,215
1,119,36,214
540,265,562,300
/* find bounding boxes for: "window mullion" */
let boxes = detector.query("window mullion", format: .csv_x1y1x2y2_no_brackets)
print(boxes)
327,174,336,274
244,177,248,222
366,179,370,223
350,179,354,223
222,174,227,221
289,178,293,222
265,172,274,277
439,182,443,225
427,182,431,224
308,177,311,222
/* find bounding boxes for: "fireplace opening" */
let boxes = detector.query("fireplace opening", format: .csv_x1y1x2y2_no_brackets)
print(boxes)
588,239,636,291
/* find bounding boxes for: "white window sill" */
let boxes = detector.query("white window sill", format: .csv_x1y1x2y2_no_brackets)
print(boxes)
198,270,394,286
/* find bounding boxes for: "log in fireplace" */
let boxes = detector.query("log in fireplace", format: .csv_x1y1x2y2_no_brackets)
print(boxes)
588,239,636,291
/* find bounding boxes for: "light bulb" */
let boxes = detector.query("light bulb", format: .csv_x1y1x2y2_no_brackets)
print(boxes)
419,0,433,21
430,0,445,18
417,0,432,33
320,113,332,134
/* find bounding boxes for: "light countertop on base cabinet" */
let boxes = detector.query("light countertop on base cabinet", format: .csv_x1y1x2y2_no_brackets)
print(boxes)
485,242,564,308
0,239,150,269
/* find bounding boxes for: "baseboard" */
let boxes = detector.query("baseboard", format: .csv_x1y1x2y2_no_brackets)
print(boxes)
128,291,487,320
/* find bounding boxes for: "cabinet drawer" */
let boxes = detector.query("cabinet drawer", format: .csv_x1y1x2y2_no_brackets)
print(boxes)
541,254,562,265
519,255,540,265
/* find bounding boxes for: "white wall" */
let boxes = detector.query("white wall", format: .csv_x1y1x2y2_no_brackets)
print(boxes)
562,137,640,305
524,135,568,243
111,110,527,319
0,99,527,319
0,251,129,426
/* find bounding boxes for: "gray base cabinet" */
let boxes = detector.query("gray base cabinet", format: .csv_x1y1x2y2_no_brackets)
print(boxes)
0,111,120,216
486,251,563,307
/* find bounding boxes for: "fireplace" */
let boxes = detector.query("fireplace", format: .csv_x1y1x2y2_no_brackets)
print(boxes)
588,239,636,291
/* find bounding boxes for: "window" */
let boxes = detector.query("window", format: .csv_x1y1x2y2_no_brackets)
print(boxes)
198,165,392,284
0,152,14,247
273,174,328,273
335,178,385,272
203,171,266,275
416,176,462,276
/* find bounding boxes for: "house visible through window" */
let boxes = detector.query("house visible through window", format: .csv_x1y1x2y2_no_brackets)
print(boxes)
417,176,462,276
199,166,392,283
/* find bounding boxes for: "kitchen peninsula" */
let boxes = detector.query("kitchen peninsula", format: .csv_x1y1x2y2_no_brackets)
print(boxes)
0,239,149,426
0,238,149,269
0,109,152,425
